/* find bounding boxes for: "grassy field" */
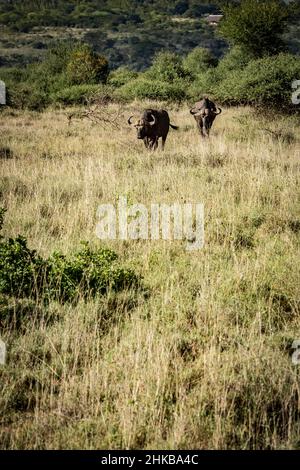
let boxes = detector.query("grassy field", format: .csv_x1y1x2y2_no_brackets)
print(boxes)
0,103,300,449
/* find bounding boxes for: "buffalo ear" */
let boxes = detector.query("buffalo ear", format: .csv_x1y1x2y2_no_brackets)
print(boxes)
128,116,134,125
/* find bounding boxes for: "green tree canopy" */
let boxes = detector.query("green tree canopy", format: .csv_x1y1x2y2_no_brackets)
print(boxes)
183,47,218,76
66,44,109,85
219,0,290,57
146,51,190,83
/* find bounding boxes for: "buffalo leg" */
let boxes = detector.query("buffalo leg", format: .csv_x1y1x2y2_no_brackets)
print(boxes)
151,137,159,150
194,116,205,138
202,116,210,138
161,130,168,150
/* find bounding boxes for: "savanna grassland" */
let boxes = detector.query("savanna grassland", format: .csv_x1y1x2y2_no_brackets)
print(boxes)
0,103,300,449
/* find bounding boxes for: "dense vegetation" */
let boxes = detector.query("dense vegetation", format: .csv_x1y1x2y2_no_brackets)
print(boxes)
0,0,219,31
0,1,226,70
1,0,300,451
0,208,140,304
1,44,299,111
0,0,299,70
0,0,299,111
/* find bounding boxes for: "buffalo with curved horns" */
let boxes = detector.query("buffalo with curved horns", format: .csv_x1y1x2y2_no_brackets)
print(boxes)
190,97,222,138
128,109,178,150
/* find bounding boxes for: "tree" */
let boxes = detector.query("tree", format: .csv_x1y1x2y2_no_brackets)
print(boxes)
219,0,290,57
146,51,190,83
183,47,218,76
66,44,109,85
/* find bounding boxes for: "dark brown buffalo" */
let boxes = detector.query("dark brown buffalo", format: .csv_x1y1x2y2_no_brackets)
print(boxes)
190,97,222,138
128,109,178,150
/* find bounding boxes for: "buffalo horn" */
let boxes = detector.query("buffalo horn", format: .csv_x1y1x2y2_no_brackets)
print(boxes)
149,113,156,126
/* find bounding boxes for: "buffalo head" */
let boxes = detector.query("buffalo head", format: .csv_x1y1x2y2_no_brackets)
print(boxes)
190,97,222,138
128,114,156,139
190,98,222,117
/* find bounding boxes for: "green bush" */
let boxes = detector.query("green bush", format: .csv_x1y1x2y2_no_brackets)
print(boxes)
146,51,191,83
188,51,300,109
219,0,289,57
8,82,49,111
117,77,187,102
66,44,109,85
213,53,300,108
108,66,139,88
183,47,218,77
0,236,46,299
217,46,255,74
51,84,104,106
113,51,190,102
187,47,255,103
41,41,78,75
1,41,110,110
187,68,222,102
0,211,140,303
44,243,139,302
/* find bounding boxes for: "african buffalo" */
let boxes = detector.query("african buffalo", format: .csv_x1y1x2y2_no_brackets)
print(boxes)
128,109,178,150
190,97,222,138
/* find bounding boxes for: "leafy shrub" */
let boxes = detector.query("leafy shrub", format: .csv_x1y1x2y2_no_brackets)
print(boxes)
187,68,222,102
8,82,49,110
0,236,46,299
213,53,300,108
108,66,139,88
44,243,139,302
146,51,191,83
1,41,110,110
0,211,140,303
216,46,255,74
183,47,218,76
188,51,300,109
117,77,187,102
51,84,105,106
66,44,109,85
113,51,191,102
41,41,78,75
219,0,289,57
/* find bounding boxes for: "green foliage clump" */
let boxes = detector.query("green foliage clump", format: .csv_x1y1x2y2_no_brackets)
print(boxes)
45,243,139,302
187,47,300,110
212,53,300,108
117,77,187,102
183,47,217,76
216,46,255,74
108,67,139,88
52,84,105,106
188,68,221,102
0,211,140,303
115,51,190,102
0,236,46,299
66,44,109,85
2,41,109,110
219,0,290,57
146,51,190,83
8,83,49,111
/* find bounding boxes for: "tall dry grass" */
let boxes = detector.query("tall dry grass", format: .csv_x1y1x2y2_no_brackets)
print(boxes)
0,103,300,449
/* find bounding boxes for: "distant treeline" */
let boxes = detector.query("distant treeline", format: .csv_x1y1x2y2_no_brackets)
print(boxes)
0,1,227,70
0,0,299,112
1,43,299,112
0,1,219,30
